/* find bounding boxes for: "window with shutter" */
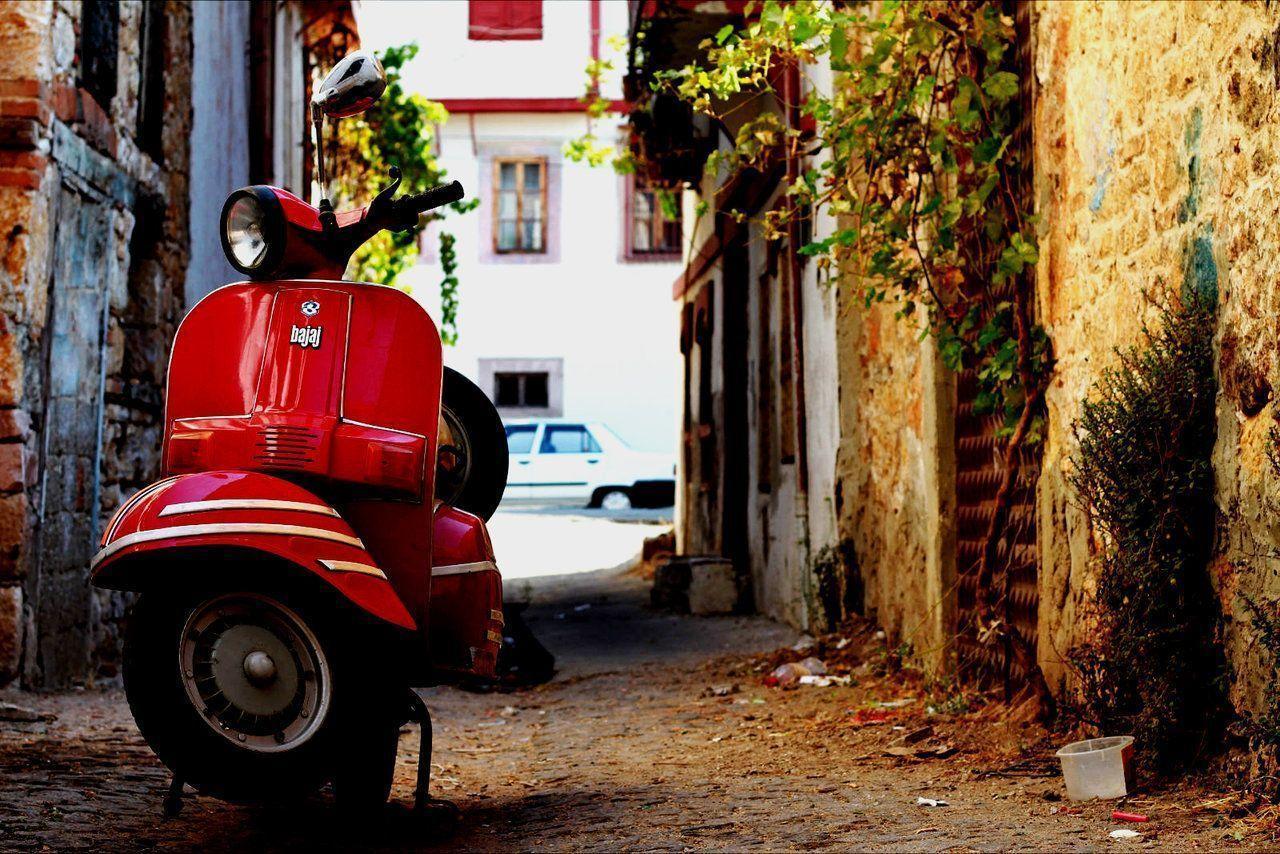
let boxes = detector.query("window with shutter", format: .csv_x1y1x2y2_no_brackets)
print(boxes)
627,177,682,259
468,1,543,41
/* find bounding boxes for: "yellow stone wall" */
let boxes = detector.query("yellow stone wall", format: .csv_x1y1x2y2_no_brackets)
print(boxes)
834,290,956,676
1032,0,1280,717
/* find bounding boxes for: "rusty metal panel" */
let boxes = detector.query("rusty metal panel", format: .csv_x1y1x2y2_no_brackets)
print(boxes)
954,370,1040,682
954,1,1040,685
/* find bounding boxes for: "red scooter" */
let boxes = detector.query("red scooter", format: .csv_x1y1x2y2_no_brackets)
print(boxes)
90,52,507,820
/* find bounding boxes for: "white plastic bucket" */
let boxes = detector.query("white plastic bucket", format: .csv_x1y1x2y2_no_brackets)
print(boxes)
1055,735,1135,800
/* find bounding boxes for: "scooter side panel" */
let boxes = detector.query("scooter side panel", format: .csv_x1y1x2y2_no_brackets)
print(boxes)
92,470,416,630
429,504,503,680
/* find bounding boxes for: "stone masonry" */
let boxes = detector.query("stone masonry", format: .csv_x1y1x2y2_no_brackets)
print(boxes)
1031,0,1280,732
827,0,1280,733
0,0,192,689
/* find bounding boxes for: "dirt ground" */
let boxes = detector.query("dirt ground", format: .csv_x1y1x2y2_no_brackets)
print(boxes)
0,564,1275,852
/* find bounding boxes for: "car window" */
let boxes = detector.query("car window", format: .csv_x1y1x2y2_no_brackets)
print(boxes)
505,424,538,455
540,424,601,454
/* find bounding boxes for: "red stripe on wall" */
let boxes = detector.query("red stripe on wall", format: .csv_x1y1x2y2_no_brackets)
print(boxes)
437,97,628,114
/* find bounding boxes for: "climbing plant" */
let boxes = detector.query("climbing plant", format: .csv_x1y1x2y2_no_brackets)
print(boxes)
332,43,478,344
571,0,1054,701
660,0,1047,428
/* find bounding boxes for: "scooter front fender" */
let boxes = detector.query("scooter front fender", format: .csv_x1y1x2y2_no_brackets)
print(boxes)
91,470,416,630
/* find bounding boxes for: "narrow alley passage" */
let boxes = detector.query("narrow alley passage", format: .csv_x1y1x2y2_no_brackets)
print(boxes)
0,515,1269,851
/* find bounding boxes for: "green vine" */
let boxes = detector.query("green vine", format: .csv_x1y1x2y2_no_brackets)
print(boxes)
332,43,478,337
575,1,1052,441
577,0,1055,702
438,231,460,346
663,0,1048,435
564,34,635,173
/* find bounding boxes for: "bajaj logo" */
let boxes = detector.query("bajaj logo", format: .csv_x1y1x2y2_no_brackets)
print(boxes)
290,325,323,349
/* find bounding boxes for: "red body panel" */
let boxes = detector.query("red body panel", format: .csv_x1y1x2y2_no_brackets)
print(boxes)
91,470,416,630
165,281,441,492
155,279,444,636
429,504,503,679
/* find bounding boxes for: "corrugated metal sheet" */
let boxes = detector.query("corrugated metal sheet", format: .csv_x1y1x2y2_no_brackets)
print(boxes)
954,0,1039,686
954,369,1040,684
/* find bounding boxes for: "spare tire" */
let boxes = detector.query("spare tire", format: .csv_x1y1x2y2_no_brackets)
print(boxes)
437,367,508,520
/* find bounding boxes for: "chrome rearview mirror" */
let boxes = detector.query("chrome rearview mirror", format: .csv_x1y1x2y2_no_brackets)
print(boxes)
311,50,387,119
310,51,387,232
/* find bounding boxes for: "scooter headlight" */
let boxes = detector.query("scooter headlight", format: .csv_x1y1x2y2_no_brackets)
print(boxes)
219,187,285,278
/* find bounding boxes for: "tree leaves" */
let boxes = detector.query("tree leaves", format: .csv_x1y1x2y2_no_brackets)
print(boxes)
982,70,1019,101
335,41,474,314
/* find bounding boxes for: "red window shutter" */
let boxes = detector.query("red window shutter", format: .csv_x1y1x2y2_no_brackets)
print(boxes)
468,1,543,41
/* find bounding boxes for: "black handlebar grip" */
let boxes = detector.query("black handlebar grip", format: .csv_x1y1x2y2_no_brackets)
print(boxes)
403,180,465,214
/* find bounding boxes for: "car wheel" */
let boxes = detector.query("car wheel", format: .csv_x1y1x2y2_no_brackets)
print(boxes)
438,367,509,521
598,489,632,511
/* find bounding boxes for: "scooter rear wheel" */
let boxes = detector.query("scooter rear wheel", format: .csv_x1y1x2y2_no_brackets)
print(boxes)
437,366,508,520
124,590,398,805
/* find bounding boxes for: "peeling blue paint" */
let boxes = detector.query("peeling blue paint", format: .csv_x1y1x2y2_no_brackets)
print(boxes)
1182,223,1218,307
1090,155,1113,212
1175,108,1216,308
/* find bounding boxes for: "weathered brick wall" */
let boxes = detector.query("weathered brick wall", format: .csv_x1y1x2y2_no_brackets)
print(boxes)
0,0,192,688
1031,0,1280,725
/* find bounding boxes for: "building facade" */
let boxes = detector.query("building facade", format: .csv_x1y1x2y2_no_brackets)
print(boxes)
356,0,681,454
0,0,356,690
640,0,1280,739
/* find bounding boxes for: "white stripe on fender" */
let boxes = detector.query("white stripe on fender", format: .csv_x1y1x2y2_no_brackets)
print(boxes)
105,476,181,544
92,523,365,567
318,559,387,580
433,560,499,577
159,499,340,518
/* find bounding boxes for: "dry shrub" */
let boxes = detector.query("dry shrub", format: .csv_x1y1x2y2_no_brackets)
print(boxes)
1068,292,1226,774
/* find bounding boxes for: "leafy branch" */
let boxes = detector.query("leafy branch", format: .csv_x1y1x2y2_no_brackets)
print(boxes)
331,43,478,341
586,0,1056,701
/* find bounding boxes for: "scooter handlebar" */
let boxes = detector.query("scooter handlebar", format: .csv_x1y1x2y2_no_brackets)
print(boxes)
394,181,465,218
329,175,467,261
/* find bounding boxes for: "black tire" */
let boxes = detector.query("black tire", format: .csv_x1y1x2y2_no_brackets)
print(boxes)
438,366,508,520
331,718,401,814
123,591,398,805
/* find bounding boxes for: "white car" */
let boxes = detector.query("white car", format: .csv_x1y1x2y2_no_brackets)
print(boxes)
502,419,675,510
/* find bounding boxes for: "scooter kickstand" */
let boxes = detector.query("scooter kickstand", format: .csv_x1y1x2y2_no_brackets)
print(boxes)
162,775,185,818
407,691,460,828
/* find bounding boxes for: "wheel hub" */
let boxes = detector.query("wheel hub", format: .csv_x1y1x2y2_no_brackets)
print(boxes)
208,624,297,717
437,407,473,504
243,650,277,686
178,593,331,753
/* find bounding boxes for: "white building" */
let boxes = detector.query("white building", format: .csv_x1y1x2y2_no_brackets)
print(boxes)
356,0,680,453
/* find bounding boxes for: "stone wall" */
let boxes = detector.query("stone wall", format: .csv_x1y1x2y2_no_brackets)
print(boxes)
833,291,956,677
1031,0,1280,724
0,0,192,688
